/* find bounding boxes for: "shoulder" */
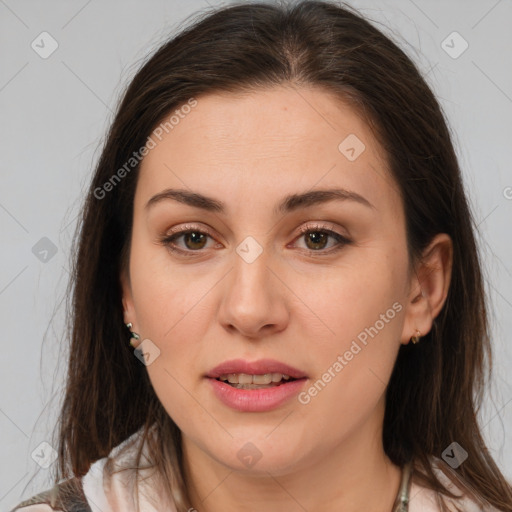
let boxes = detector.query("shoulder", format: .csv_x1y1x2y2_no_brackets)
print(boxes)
408,456,505,512
8,476,91,512
8,429,148,512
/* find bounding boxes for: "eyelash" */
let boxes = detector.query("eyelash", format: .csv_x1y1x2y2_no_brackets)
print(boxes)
159,222,351,257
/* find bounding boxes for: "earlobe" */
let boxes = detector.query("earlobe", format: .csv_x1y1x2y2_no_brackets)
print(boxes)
120,269,135,325
120,270,141,348
401,233,453,344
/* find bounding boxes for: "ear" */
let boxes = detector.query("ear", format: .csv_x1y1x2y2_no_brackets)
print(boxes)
400,233,453,345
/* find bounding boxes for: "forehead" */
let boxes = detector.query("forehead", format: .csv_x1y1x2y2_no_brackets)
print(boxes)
136,85,400,218
144,86,377,157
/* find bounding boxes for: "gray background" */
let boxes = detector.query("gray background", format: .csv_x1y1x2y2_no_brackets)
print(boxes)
1,0,511,508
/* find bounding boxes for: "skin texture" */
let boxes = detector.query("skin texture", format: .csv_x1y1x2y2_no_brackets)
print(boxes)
121,85,453,512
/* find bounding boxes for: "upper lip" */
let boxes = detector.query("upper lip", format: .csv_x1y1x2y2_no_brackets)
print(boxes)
206,359,307,379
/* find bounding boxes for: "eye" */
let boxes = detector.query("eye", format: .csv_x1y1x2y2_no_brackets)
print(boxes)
158,222,351,257
159,224,217,256
292,223,351,254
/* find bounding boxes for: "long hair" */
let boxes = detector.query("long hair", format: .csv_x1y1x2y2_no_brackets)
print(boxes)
49,1,512,511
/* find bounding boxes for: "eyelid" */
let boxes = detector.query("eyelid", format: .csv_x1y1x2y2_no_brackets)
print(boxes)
159,223,219,256
295,221,345,237
163,221,346,239
291,222,351,253
166,223,215,237
160,221,351,256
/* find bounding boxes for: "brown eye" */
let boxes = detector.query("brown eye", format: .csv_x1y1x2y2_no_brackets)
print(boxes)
159,223,351,258
294,224,352,254
159,224,217,256
179,231,208,250
303,231,330,250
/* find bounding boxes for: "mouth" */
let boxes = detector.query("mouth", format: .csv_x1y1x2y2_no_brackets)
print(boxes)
214,372,299,389
206,358,307,383
206,361,308,412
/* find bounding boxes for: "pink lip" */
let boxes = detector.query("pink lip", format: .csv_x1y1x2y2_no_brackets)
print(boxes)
207,377,307,412
205,358,308,412
206,358,307,379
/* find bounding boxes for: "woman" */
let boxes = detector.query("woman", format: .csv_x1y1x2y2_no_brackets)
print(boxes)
10,1,512,511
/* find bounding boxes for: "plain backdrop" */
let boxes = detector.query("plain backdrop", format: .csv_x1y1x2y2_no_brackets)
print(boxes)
1,0,511,509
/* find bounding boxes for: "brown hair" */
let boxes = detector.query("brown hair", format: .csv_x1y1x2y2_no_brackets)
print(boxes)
44,1,512,511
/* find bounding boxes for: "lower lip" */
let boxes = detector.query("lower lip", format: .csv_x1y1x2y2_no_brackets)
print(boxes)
207,377,307,412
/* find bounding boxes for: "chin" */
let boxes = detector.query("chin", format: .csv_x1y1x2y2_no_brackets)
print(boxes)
206,436,309,476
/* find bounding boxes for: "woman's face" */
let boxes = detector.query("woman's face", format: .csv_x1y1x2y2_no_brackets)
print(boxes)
122,85,418,475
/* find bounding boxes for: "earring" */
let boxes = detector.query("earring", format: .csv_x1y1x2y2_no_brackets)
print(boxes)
410,329,422,344
125,322,140,347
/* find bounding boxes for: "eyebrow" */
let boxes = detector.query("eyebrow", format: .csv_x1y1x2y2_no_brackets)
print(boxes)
145,187,375,215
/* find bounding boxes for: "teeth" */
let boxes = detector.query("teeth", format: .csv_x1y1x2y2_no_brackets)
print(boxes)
219,373,292,384
253,374,272,384
238,373,253,385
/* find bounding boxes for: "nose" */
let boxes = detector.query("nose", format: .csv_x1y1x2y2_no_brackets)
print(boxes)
218,246,289,339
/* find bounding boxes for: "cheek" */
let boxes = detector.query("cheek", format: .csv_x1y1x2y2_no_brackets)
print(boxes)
129,236,203,338
127,238,214,382
130,256,208,429
298,259,404,348
293,256,404,405
296,284,402,443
